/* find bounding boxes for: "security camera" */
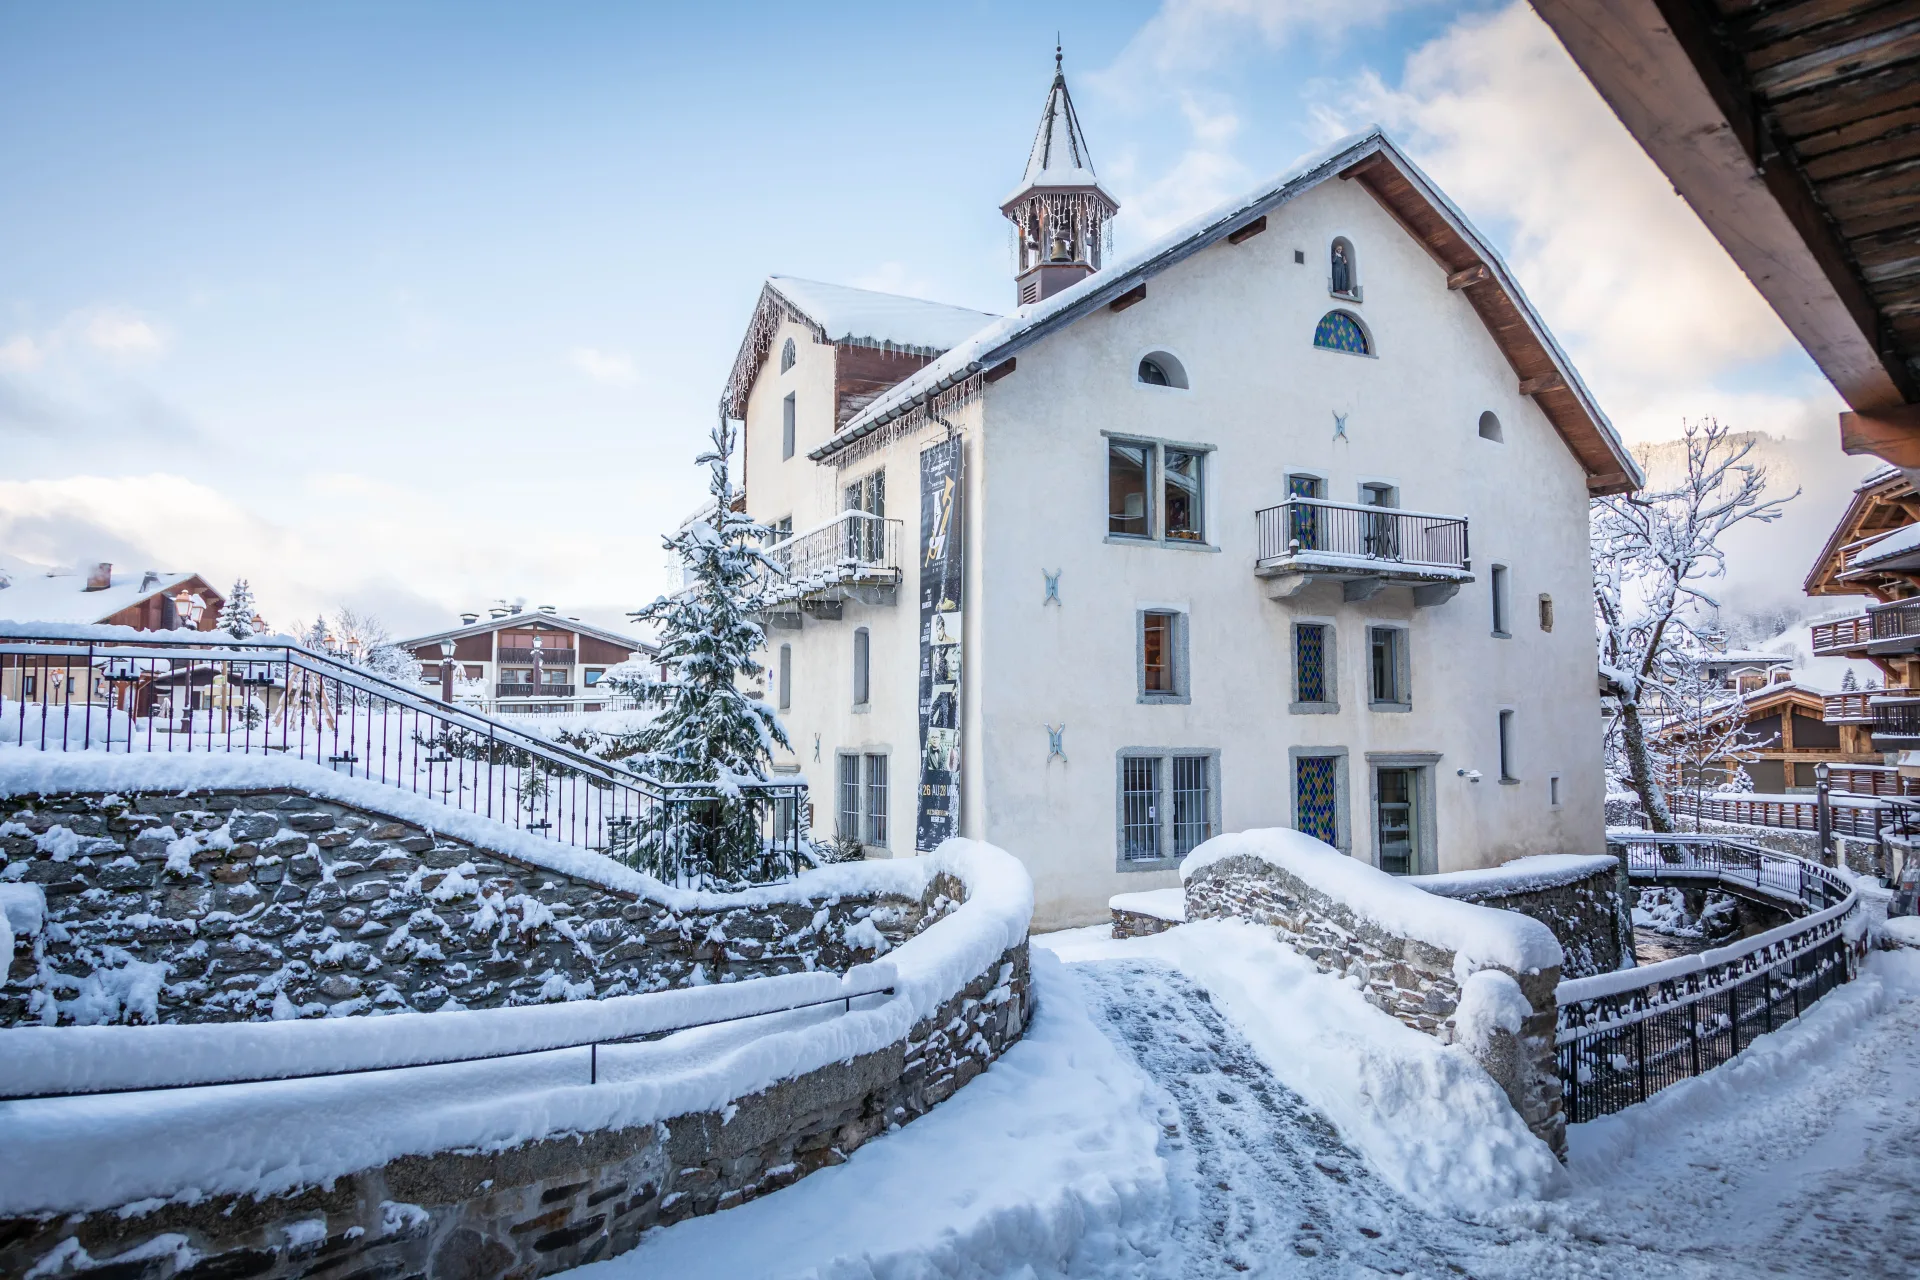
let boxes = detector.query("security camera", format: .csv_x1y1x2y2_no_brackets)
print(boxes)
1457,768,1483,782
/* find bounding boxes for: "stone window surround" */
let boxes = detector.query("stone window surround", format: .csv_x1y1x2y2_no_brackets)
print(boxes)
1289,616,1339,714
1136,604,1191,705
1364,750,1441,876
1100,429,1219,552
1114,746,1222,872
1366,622,1412,712
1286,744,1350,854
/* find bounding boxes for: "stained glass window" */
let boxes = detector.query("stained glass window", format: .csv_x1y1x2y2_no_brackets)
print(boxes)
1296,755,1339,846
1295,623,1327,704
1313,310,1370,355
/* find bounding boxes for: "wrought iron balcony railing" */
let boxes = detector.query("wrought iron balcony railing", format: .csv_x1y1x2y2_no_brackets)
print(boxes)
1253,497,1470,573
1872,696,1920,737
496,647,575,667
496,683,575,698
763,511,903,605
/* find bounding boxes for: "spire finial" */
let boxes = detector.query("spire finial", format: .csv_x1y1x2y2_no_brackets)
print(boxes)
1055,36,1062,76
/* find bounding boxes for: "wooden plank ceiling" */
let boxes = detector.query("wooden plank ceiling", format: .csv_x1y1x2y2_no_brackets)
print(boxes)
1342,155,1637,493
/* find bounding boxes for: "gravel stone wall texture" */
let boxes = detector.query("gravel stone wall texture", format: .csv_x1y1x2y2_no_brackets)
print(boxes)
1185,854,1566,1156
1416,864,1629,979
1110,906,1179,938
1,789,942,1027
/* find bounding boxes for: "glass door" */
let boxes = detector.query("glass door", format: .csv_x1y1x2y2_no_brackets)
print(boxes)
1375,767,1417,875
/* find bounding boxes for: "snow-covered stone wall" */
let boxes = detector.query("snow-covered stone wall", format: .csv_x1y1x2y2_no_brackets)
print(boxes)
1,788,937,1027
1182,830,1565,1155
1410,854,1628,979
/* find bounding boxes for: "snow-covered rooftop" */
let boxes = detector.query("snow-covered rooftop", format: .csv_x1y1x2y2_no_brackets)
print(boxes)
766,277,997,356
0,556,208,628
1849,521,1920,569
1005,60,1111,203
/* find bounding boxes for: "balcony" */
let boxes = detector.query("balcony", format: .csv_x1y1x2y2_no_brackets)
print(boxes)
497,683,575,698
1813,600,1920,657
1824,691,1875,723
497,647,575,667
761,511,904,619
1871,693,1920,740
1253,498,1472,605
1810,615,1872,657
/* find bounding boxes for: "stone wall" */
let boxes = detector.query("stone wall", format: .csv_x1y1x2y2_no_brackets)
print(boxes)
0,945,1031,1280
1185,854,1565,1156
2,789,939,1027
1110,906,1178,938
1413,861,1628,979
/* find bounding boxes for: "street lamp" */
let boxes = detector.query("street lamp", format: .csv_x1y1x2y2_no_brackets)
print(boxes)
440,640,456,704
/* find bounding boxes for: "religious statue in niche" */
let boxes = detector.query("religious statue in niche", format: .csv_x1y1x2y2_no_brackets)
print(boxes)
1331,240,1354,296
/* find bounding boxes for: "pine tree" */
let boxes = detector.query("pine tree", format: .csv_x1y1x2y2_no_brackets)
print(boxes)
606,418,791,885
1842,668,1860,692
217,579,259,639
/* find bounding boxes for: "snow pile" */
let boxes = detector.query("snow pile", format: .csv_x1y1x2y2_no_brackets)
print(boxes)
576,952,1170,1280
1042,920,1565,1216
1,882,45,967
1183,828,1563,975
0,837,1032,1215
1411,854,1618,899
1885,916,1920,948
0,702,136,750
1107,887,1184,923
1451,970,1532,1058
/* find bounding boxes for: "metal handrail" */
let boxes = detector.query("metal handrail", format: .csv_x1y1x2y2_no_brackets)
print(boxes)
1253,497,1470,570
0,630,808,886
762,511,903,601
1556,833,1863,1121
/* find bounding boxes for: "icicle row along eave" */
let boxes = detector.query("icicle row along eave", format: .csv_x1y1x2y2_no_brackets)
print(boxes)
822,373,984,472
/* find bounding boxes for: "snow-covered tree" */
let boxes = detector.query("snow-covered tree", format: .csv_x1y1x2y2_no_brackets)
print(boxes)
1842,668,1860,692
605,418,791,885
1651,655,1772,826
217,579,259,639
1594,420,1796,833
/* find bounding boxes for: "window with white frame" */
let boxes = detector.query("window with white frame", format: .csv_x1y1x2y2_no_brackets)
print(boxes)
837,751,889,849
1107,435,1210,544
1368,626,1409,707
1118,749,1218,867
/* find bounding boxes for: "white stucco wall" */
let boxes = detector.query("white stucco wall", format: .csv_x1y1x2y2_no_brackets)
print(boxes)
975,178,1606,929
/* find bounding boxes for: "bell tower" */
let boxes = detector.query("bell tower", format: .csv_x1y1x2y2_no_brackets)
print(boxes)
1001,46,1119,307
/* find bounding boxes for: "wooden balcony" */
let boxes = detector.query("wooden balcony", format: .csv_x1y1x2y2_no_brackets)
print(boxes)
496,683,575,698
1823,691,1875,723
1253,498,1472,605
761,511,903,617
1809,615,1871,656
497,647,575,667
1873,695,1920,739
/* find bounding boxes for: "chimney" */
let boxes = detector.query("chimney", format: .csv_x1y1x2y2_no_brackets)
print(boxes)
538,604,557,615
488,604,509,620
509,603,523,615
84,563,113,592
459,612,479,626
140,571,160,591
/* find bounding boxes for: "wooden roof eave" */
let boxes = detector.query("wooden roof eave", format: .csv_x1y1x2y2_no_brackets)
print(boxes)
1803,471,1916,595
1338,150,1642,496
722,283,831,420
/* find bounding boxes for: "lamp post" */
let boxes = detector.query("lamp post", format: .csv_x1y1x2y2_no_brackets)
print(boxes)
531,636,544,708
440,640,456,705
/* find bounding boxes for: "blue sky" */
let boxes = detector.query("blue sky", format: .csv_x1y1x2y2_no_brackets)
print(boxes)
0,0,1862,634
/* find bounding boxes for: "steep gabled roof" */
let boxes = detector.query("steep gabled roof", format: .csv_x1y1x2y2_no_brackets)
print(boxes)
811,127,1643,495
1004,53,1111,205
721,277,998,419
0,558,216,628
1804,466,1918,597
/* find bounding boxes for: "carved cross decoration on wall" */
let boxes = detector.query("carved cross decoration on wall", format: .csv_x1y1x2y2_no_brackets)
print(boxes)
1046,724,1066,762
812,733,821,763
1333,411,1349,441
1043,570,1062,606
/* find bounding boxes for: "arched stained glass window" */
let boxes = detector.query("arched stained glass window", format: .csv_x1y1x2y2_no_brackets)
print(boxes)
1313,310,1370,355
780,338,796,373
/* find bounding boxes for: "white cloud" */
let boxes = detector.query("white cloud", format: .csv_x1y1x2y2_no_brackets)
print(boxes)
0,335,44,371
1101,0,1434,82
82,309,165,355
1112,97,1254,240
569,347,637,385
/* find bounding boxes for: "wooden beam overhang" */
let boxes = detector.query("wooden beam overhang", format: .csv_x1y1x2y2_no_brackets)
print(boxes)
1447,263,1492,290
1530,0,1920,469
1109,282,1147,313
1227,215,1268,244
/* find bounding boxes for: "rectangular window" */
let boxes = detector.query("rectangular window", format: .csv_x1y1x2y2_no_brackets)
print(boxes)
1369,627,1406,705
777,644,791,711
1499,709,1516,782
1375,767,1417,875
1120,756,1161,861
1109,441,1151,537
1359,483,1399,558
1491,564,1510,636
1170,755,1212,857
23,675,35,697
1163,449,1205,541
1142,611,1175,694
864,753,888,848
837,753,861,842
1294,623,1329,704
845,472,885,560
584,668,605,686
1549,773,1562,807
782,394,796,460
1295,754,1341,847
852,627,870,706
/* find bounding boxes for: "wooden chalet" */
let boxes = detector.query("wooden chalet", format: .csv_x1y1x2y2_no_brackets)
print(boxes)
396,606,658,717
1805,466,1920,748
1534,0,1920,470
1657,671,1879,792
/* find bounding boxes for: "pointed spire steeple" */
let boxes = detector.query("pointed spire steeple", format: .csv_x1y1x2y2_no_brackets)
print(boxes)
1001,45,1119,307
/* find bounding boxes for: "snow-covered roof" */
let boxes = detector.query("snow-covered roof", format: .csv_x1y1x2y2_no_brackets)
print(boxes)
1848,521,1920,570
810,127,1642,494
1003,57,1111,205
396,612,655,655
0,557,213,628
766,277,996,356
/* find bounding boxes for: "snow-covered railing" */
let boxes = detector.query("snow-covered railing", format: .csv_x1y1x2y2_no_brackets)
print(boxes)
1809,613,1871,655
1555,833,1864,1121
0,626,808,886
762,510,903,604
1663,789,1888,840
1253,497,1469,572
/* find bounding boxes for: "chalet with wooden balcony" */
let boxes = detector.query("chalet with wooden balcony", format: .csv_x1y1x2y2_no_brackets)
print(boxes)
1656,673,1879,795
396,605,658,717
1804,468,1920,750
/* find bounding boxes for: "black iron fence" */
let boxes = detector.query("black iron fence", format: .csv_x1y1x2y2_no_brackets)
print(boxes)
1557,834,1862,1122
1871,599,1920,644
1253,498,1470,570
0,631,808,888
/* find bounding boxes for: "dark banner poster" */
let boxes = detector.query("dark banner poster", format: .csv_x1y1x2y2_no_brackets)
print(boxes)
915,436,965,852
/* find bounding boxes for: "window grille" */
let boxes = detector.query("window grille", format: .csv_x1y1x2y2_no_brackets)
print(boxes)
865,753,888,848
837,754,861,843
1171,755,1212,857
1121,756,1161,861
